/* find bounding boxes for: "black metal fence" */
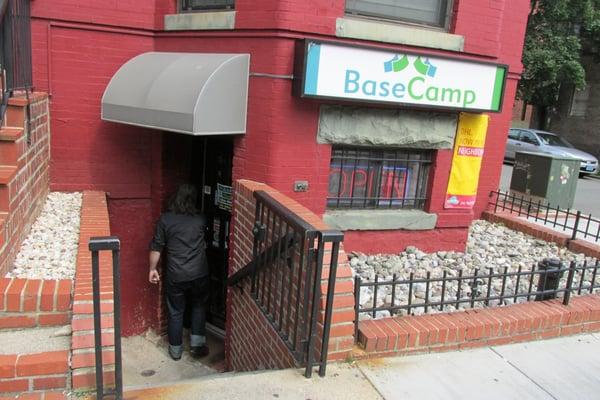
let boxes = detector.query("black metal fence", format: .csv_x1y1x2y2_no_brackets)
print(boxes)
1,0,32,123
354,258,600,336
489,190,600,242
228,190,343,378
89,236,123,400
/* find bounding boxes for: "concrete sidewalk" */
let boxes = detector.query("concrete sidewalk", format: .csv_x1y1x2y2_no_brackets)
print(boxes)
122,333,600,400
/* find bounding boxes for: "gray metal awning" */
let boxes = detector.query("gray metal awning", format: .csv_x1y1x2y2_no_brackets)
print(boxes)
101,52,250,135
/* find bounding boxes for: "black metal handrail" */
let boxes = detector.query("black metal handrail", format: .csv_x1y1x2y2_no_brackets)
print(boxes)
489,190,600,242
227,190,344,378
354,258,600,334
1,0,32,124
89,236,123,400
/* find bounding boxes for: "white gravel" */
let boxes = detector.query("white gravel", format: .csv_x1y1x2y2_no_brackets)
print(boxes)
352,220,598,319
6,192,82,280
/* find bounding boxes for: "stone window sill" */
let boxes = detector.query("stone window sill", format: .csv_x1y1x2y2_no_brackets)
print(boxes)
335,17,464,52
323,209,438,231
164,11,235,31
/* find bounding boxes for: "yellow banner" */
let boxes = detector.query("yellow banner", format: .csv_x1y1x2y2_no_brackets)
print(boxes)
445,113,489,209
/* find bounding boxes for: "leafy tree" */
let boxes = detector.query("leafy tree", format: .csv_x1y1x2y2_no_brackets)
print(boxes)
519,0,600,127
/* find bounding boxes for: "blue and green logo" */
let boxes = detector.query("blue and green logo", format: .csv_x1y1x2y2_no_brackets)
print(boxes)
383,55,437,78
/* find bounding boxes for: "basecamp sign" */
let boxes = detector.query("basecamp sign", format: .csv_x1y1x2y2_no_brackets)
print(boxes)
297,41,507,112
445,113,489,209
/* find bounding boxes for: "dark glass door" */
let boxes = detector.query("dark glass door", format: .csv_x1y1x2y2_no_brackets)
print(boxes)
191,137,233,330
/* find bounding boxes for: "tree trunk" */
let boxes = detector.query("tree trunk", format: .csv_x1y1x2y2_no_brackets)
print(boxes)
530,105,549,130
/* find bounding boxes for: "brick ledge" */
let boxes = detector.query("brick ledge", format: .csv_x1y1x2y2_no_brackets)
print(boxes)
356,294,600,358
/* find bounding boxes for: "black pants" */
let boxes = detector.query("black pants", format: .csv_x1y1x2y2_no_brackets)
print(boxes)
165,276,209,347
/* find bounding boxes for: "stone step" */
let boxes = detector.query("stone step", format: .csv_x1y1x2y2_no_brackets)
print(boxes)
0,166,16,214
0,137,23,166
0,126,24,142
0,165,17,185
0,326,71,355
0,326,70,394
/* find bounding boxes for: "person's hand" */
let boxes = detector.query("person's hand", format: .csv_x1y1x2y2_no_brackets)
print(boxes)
149,269,160,284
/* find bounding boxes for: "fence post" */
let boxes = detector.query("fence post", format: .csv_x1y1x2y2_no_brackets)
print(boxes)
354,275,360,343
318,232,343,377
563,261,577,305
571,210,581,241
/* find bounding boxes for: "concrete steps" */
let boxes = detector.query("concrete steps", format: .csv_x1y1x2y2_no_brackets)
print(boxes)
0,326,71,395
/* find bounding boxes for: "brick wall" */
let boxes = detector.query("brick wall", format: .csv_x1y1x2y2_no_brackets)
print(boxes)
0,93,51,276
70,191,116,390
357,294,600,358
0,350,70,395
0,278,71,329
226,180,354,371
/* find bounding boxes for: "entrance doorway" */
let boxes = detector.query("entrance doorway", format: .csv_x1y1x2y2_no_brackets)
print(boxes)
190,136,233,332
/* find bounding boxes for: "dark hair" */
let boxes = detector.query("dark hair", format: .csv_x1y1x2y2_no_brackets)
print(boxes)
168,184,199,215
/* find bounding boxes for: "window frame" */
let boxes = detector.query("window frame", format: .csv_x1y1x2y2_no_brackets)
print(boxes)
179,0,235,13
344,0,453,30
520,130,540,146
326,146,433,211
508,129,520,140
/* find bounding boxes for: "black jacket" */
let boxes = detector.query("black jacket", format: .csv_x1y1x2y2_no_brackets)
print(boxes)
149,212,208,283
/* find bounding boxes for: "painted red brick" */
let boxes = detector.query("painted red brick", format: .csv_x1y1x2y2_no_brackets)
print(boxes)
0,279,11,310
55,281,72,311
72,369,115,390
0,355,17,378
43,392,67,400
5,279,26,312
0,378,28,393
71,350,115,369
39,280,56,312
32,376,67,390
38,313,70,326
16,351,69,377
22,280,42,312
0,315,36,329
357,294,600,358
17,394,42,400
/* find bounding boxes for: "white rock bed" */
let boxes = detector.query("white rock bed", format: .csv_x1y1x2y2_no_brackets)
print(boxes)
5,192,82,280
352,220,598,320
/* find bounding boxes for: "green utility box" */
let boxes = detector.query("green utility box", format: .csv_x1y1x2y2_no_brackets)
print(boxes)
510,152,579,209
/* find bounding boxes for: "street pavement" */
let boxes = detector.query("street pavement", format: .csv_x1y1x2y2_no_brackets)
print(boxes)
122,333,600,400
500,164,600,216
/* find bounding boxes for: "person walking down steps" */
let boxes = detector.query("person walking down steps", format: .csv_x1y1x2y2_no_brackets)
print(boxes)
148,184,210,360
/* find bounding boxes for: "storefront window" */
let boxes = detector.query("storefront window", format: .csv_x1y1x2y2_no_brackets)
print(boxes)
346,0,452,29
327,146,432,209
180,0,234,12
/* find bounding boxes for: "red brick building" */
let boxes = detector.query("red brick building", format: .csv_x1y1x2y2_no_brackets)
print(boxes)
28,1,530,336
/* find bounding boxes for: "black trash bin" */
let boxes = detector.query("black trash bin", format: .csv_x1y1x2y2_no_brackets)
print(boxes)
535,258,564,301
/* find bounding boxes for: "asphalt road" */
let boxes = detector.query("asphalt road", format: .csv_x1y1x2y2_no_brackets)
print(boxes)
499,163,600,216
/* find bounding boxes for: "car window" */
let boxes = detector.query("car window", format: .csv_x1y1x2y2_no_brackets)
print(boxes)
537,132,573,148
508,129,520,140
521,131,539,145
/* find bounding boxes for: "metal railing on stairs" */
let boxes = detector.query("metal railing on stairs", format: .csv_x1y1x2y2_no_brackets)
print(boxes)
228,190,344,378
89,236,123,400
1,0,32,125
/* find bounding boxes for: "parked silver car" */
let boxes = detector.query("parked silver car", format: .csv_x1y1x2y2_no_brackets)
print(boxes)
505,128,598,176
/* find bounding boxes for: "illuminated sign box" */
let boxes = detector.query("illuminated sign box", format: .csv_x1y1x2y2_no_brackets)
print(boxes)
294,40,507,113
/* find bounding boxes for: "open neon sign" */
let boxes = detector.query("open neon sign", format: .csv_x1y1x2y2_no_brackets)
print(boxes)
328,163,410,206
